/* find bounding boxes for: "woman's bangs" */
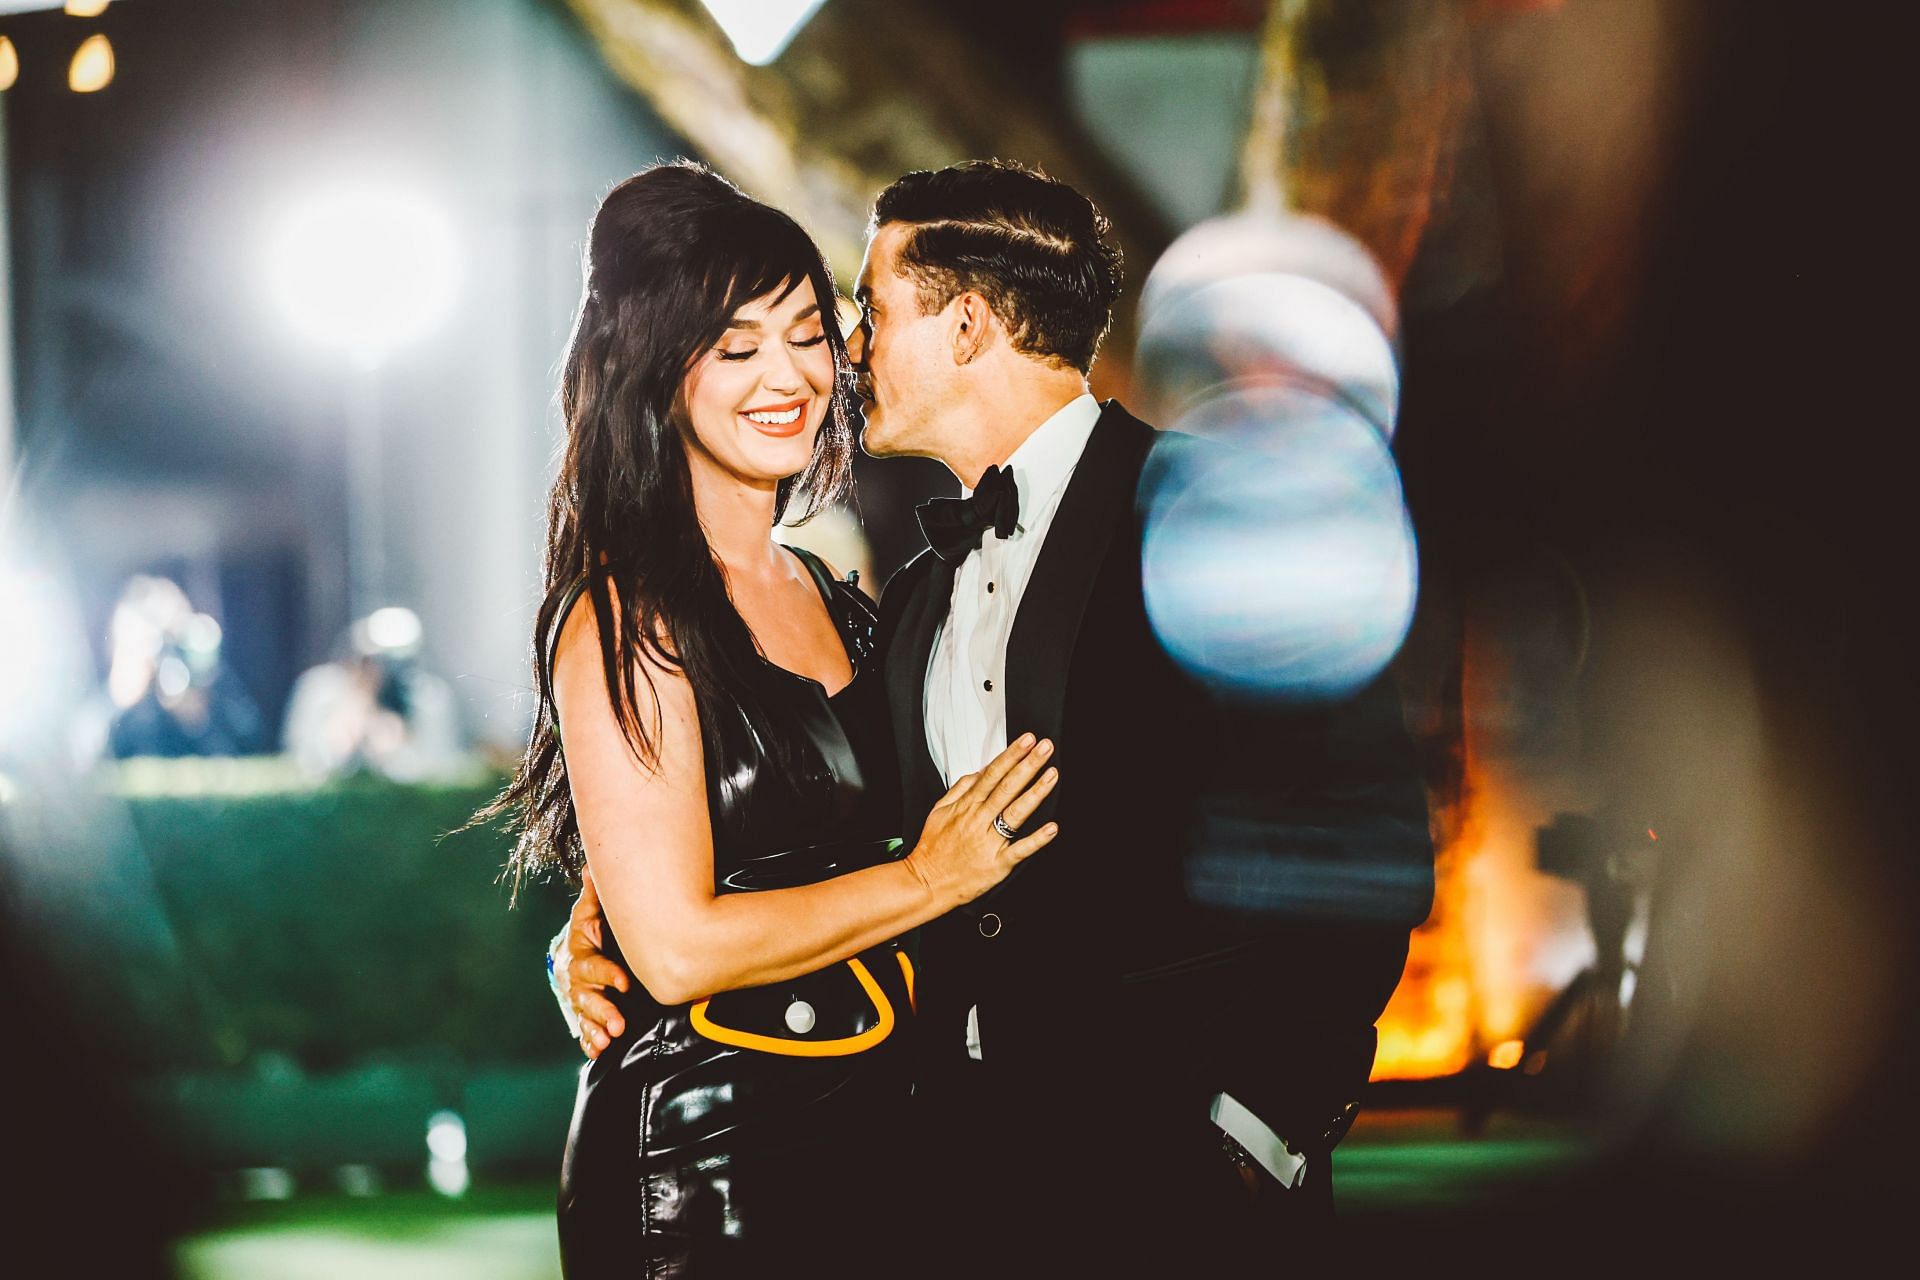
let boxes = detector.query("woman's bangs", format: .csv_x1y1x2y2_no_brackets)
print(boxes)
718,218,828,321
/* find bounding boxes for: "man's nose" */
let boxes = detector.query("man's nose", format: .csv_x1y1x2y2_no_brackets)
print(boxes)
846,320,868,368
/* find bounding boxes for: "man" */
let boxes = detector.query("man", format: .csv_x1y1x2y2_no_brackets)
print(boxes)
553,161,1432,1269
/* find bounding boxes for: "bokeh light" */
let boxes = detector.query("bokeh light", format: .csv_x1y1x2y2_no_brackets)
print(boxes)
699,0,828,66
0,551,90,761
67,32,113,93
1140,386,1417,700
358,605,423,657
1137,271,1400,437
0,563,65,745
1141,211,1399,341
264,185,459,366
1134,210,1416,702
426,1110,470,1198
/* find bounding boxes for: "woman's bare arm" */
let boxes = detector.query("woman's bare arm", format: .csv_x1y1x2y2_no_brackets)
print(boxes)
554,601,1056,1007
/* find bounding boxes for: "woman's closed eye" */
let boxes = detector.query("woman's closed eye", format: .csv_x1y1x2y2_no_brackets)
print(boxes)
715,332,824,362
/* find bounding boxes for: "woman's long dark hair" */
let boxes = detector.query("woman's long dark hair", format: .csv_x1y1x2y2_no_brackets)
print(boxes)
478,162,858,898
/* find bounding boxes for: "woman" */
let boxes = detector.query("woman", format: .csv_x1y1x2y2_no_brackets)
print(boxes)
486,163,1059,1277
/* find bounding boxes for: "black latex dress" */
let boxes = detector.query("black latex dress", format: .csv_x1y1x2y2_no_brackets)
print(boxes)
553,548,911,1278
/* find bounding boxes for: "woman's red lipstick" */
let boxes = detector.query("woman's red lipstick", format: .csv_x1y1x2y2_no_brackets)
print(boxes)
739,397,810,438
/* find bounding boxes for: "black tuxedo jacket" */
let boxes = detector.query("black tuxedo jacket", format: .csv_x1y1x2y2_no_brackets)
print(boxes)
878,400,1433,1147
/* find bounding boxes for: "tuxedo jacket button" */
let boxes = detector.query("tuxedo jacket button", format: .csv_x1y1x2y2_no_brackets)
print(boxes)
978,912,1002,938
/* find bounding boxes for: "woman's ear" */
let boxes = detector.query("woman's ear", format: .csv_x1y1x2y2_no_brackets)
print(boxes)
951,291,992,366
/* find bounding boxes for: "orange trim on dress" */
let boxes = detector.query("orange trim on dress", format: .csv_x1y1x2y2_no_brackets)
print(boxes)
896,950,916,1011
689,957,896,1057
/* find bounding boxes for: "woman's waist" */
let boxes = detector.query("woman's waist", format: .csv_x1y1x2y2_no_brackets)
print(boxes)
585,940,916,1158
605,934,916,1055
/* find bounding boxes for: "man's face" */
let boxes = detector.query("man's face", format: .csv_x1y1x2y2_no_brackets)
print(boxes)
851,222,962,461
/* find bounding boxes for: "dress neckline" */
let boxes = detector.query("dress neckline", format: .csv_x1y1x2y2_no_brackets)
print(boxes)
748,545,858,700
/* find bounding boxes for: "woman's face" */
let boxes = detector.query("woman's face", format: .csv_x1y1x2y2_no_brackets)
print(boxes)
678,276,835,491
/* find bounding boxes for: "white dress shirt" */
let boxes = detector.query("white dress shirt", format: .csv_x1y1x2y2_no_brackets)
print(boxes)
923,392,1102,786
916,392,1296,1180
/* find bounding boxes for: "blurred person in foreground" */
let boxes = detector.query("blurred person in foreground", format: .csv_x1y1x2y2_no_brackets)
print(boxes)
551,160,1433,1273
281,607,469,782
480,163,1060,1277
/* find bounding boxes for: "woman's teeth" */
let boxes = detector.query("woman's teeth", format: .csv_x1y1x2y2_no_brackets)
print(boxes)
744,407,803,425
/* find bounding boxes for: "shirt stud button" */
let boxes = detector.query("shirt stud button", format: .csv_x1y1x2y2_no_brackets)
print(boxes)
987,581,996,593
983,679,993,692
784,999,816,1034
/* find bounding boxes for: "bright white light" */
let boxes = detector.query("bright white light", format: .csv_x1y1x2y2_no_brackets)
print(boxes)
426,1109,467,1162
363,606,422,654
0,567,57,700
0,561,78,751
426,1112,470,1198
266,185,458,365
428,1157,470,1197
700,0,828,66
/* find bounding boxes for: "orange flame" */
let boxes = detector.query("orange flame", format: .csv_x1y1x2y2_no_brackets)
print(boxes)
1370,617,1589,1080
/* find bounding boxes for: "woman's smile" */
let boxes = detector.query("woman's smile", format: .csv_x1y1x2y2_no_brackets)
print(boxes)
740,397,811,437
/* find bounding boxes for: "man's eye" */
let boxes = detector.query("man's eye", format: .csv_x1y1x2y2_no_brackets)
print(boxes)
716,348,757,362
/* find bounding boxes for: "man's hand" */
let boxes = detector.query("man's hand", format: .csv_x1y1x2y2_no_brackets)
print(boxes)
555,869,631,1058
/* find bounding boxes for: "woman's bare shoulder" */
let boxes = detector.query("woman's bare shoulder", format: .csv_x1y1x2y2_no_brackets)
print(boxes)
552,580,689,726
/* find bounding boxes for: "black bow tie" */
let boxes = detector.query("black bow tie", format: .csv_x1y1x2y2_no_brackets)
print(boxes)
917,464,1021,564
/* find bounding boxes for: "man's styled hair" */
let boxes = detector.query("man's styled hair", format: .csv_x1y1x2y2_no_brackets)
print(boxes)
871,160,1124,374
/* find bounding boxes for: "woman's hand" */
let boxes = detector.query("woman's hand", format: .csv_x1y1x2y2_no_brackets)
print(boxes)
558,869,631,1059
904,734,1060,909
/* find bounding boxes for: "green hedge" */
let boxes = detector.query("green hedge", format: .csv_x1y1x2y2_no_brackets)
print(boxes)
145,1060,582,1173
112,759,576,1073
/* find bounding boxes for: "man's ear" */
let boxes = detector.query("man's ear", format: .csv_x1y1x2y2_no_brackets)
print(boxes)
951,291,993,366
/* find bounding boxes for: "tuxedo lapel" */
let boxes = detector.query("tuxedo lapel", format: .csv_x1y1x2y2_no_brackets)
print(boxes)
1005,401,1155,831
883,548,955,836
